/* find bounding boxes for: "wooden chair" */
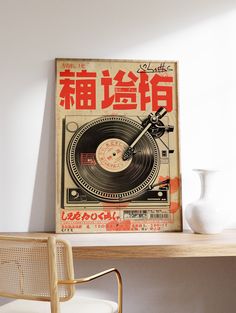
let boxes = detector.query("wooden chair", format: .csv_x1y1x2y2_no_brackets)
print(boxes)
0,236,122,313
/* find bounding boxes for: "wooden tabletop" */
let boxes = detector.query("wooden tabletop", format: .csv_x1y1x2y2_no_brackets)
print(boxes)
2,230,236,259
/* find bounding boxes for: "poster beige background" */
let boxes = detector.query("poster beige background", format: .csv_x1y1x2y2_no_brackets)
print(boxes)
1,1,236,312
56,59,181,233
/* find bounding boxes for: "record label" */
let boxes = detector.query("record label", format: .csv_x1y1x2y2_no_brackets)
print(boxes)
96,138,132,173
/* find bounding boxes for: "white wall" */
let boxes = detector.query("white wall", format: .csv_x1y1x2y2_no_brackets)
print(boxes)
1,0,236,312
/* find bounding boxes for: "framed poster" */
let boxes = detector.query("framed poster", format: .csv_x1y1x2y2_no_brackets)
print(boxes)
55,58,182,233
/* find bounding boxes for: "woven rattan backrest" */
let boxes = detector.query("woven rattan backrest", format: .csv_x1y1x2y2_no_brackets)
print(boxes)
0,236,75,302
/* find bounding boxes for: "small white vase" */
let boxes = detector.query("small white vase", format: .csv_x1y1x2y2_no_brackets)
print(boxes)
185,169,225,234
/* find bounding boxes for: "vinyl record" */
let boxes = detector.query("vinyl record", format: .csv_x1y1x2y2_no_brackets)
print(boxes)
67,116,160,202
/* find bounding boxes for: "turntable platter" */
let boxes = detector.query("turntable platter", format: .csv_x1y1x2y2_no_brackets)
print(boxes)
67,116,160,202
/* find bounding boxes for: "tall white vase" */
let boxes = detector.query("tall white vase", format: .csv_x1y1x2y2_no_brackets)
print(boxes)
185,169,225,234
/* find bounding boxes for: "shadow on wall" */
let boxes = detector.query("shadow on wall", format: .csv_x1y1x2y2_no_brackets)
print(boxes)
29,60,55,232
45,0,236,56
28,0,236,231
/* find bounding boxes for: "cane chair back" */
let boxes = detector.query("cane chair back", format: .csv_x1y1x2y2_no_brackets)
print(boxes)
0,236,75,302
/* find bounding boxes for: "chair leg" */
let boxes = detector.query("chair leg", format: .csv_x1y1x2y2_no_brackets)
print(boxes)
48,237,60,313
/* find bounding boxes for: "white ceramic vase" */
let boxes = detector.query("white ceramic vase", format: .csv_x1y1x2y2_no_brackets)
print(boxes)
185,169,225,234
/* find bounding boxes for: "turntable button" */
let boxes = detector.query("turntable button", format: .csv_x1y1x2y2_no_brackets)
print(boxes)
71,190,78,197
67,122,79,132
157,191,163,197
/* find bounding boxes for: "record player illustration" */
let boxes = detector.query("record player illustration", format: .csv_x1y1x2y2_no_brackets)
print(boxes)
62,108,174,209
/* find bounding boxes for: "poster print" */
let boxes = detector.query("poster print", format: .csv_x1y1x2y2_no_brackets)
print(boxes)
55,58,182,233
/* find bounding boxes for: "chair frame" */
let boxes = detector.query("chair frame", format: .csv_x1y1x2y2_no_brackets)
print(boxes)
0,235,122,313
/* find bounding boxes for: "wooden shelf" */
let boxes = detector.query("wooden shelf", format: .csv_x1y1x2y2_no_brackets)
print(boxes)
2,230,236,259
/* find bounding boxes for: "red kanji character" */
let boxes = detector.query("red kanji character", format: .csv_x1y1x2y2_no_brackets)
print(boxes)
90,213,98,221
67,212,74,220
103,211,113,221
81,212,90,221
150,74,173,112
139,72,151,110
76,70,96,110
101,70,138,110
98,212,104,220
73,211,81,220
101,70,113,108
61,210,67,221
59,70,75,110
139,73,173,112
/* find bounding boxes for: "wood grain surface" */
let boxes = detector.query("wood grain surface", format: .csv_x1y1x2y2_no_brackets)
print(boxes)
2,230,236,259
